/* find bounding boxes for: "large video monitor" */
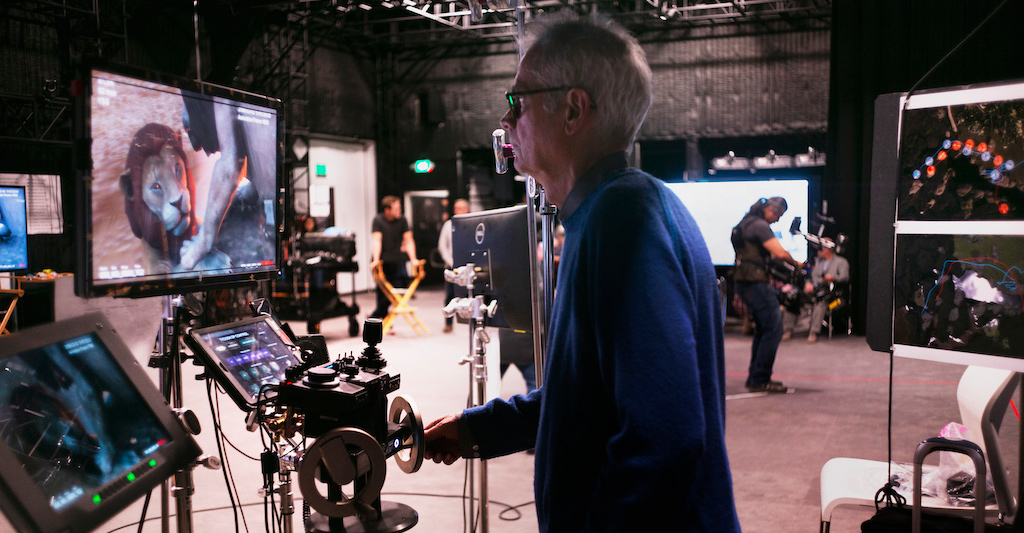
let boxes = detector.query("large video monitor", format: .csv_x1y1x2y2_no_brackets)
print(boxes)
451,205,534,332
664,179,809,266
0,185,28,272
0,313,202,533
74,63,284,298
184,315,303,411
867,79,1024,371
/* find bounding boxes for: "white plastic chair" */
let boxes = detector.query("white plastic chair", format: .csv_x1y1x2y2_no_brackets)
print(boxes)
818,366,1019,533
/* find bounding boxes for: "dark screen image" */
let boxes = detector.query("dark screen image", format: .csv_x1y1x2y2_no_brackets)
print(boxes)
0,333,171,511
898,97,1024,221
196,320,299,402
88,70,277,287
894,234,1024,359
0,186,28,271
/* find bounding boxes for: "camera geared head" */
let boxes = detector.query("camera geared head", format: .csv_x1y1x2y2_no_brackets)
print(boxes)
789,214,848,255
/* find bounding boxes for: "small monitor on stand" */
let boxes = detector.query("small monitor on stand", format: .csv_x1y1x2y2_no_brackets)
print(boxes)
0,185,29,273
451,205,535,331
0,313,202,533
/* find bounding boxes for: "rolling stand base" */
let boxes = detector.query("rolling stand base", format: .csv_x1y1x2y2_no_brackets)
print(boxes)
304,502,418,533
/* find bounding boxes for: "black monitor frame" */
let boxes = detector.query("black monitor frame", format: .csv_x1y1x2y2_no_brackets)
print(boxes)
0,313,201,533
184,315,303,412
0,184,28,273
451,205,534,332
867,79,1024,372
73,61,285,298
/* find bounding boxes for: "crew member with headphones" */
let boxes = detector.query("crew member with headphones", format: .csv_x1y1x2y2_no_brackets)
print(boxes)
731,197,804,393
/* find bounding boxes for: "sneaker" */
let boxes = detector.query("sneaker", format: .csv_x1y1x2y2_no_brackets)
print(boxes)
746,381,787,393
807,333,818,344
443,324,453,333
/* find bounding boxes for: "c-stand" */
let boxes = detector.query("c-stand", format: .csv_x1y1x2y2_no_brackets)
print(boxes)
442,264,498,533
150,294,221,533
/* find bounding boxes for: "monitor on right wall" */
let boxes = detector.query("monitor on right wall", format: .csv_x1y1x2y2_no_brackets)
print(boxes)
867,79,1024,372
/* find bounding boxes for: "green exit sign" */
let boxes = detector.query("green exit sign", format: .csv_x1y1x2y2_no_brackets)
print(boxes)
315,164,327,177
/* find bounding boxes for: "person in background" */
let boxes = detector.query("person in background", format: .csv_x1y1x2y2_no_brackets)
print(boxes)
800,237,849,343
437,197,470,333
731,196,804,392
420,12,741,532
370,195,420,320
302,215,318,235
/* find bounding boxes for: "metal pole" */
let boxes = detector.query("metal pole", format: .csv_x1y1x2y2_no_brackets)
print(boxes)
472,319,489,533
158,296,172,533
279,469,294,533
170,303,194,533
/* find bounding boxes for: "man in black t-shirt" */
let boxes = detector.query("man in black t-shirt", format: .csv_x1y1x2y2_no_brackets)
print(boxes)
731,197,803,393
370,195,420,319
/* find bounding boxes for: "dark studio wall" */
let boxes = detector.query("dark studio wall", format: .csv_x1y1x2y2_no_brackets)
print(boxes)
0,8,75,274
307,47,376,139
380,28,831,208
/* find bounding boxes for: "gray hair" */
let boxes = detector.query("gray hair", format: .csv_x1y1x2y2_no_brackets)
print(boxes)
523,12,653,150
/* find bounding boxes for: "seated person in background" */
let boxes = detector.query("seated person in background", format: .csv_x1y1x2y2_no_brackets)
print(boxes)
782,237,849,343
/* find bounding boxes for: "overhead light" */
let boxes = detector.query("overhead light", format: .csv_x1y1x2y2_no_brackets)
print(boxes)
358,3,372,9
753,150,793,169
381,1,394,7
711,153,750,170
795,147,826,167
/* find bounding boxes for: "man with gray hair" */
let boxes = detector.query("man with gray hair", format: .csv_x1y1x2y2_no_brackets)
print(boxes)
423,12,741,532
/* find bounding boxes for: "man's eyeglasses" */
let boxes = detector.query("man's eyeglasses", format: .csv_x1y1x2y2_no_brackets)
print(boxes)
504,86,574,120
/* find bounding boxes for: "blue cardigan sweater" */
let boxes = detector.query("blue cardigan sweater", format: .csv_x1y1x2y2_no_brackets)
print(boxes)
462,153,741,532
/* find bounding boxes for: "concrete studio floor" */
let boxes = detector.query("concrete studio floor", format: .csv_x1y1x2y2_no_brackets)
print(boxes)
0,285,1018,533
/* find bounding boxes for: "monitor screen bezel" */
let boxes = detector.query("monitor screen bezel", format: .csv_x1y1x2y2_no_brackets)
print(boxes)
0,313,201,533
73,61,285,298
0,184,29,273
184,314,302,411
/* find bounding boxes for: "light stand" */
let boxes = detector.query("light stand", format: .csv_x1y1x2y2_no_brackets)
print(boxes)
151,294,220,533
442,264,497,533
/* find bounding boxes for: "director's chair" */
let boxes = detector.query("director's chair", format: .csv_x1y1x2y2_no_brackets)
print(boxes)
0,282,23,335
372,260,429,336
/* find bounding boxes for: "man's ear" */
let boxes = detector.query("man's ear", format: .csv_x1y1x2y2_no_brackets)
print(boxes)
563,87,592,135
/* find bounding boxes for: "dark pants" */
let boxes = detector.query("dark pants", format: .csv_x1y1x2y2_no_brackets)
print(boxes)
735,281,783,386
372,261,409,318
501,362,537,392
444,279,456,326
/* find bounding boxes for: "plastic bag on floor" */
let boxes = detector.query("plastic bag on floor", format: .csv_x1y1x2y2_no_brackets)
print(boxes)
919,422,995,506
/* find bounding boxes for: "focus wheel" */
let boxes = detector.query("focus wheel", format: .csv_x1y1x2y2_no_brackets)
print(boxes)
388,394,424,474
298,427,387,519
